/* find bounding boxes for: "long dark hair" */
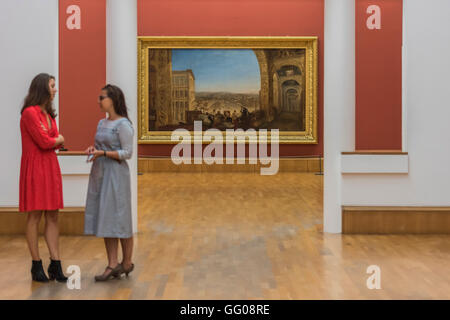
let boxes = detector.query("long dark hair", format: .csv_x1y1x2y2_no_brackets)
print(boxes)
102,84,131,123
21,73,57,118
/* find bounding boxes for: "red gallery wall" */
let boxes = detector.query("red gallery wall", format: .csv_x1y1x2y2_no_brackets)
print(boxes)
59,0,106,151
137,0,324,157
58,1,403,154
355,0,403,150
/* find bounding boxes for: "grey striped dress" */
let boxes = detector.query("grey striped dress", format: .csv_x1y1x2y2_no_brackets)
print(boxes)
84,117,134,238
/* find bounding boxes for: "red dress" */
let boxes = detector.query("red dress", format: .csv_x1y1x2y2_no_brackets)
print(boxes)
19,106,64,212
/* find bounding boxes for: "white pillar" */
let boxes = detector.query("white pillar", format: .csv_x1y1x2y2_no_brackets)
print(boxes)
323,0,355,233
106,0,138,233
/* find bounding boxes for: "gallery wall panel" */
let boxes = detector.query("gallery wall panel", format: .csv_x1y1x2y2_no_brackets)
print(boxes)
59,0,106,151
355,0,403,150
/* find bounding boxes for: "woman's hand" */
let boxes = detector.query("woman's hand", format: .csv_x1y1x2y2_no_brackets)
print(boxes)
87,148,104,162
85,146,95,155
55,134,64,146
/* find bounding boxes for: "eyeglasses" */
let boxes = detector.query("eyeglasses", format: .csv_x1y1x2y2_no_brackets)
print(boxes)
99,95,108,101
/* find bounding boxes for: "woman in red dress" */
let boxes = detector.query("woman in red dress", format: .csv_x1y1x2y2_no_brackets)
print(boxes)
20,73,67,282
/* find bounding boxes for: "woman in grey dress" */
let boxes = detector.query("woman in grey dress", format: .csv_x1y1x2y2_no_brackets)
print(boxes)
84,84,135,281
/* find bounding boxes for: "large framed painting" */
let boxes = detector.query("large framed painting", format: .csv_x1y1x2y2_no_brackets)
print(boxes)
138,37,318,144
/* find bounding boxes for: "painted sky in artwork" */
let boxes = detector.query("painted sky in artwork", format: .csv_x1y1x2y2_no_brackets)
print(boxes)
171,49,261,94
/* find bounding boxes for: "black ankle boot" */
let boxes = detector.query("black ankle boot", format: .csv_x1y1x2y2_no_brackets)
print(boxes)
31,260,49,282
48,259,68,282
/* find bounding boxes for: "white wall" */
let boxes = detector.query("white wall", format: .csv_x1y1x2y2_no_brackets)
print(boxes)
0,0,59,206
341,0,450,206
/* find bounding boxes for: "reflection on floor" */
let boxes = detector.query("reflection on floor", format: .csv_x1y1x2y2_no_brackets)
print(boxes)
0,173,449,299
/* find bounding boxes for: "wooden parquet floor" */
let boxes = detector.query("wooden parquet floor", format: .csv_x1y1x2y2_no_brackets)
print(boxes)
0,173,448,299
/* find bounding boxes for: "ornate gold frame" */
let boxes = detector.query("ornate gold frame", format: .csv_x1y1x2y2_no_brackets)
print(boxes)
138,36,318,144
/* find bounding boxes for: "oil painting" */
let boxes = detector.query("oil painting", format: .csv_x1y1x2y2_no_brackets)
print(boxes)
138,37,318,144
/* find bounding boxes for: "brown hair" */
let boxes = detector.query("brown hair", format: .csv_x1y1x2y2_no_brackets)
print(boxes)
102,84,131,123
21,73,56,118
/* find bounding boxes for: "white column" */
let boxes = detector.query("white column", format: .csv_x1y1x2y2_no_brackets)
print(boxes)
106,0,138,233
323,0,355,233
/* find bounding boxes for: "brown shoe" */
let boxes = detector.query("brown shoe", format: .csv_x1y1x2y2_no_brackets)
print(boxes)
119,263,135,277
94,265,121,282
